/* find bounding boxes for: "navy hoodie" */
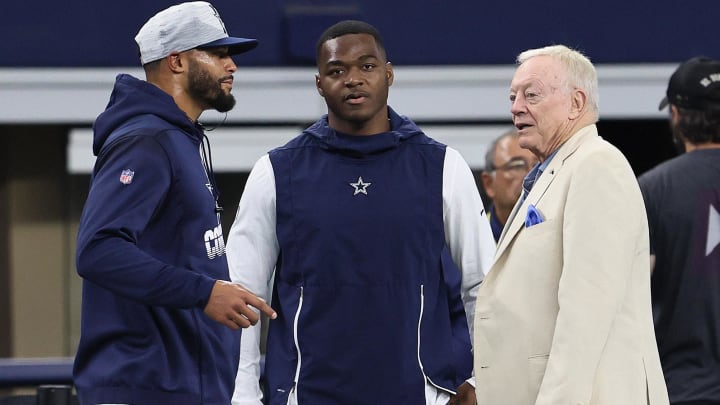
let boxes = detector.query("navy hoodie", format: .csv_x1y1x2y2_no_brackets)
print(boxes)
74,74,239,405
263,109,473,404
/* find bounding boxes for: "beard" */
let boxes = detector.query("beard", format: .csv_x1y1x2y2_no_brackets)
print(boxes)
188,60,236,113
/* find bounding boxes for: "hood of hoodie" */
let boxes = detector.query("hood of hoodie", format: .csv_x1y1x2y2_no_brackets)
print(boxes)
302,106,425,157
92,74,199,156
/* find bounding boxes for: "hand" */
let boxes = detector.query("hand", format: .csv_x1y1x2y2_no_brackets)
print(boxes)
204,280,277,330
447,382,476,405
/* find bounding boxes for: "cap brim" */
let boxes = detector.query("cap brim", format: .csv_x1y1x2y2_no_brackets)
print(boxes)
198,37,259,55
658,96,669,111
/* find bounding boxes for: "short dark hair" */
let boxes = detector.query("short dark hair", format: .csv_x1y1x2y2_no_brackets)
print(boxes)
673,105,720,144
315,20,386,62
484,129,518,172
142,57,162,72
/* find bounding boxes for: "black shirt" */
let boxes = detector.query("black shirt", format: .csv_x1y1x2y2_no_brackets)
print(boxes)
638,148,720,403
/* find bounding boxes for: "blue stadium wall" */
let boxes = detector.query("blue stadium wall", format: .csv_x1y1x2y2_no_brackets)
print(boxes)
2,0,718,67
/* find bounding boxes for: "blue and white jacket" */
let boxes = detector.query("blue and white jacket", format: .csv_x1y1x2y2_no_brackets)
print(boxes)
227,108,496,404
74,74,238,405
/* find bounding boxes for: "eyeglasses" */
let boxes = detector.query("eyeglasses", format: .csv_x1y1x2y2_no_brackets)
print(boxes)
488,158,535,176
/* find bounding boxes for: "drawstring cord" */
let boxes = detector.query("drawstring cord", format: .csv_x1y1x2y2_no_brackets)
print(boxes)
196,113,227,214
199,128,223,213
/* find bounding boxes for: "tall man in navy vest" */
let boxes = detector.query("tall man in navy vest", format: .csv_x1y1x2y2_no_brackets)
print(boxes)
226,20,495,405
473,45,669,404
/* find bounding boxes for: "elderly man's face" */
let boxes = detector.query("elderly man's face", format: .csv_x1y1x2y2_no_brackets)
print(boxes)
509,56,575,160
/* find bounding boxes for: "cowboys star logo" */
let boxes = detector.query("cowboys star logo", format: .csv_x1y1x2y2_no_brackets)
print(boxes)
349,176,371,196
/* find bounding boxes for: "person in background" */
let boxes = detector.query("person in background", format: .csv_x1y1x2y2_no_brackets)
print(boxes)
73,2,276,404
639,56,720,405
473,44,669,404
481,128,537,242
227,20,495,405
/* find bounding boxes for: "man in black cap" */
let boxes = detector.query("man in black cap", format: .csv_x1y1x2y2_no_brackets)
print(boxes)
639,56,720,405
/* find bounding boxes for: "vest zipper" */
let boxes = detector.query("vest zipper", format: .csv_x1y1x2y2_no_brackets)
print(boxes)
416,284,455,395
290,286,304,397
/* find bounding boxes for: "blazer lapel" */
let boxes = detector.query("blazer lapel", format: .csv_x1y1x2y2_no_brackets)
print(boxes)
492,125,599,262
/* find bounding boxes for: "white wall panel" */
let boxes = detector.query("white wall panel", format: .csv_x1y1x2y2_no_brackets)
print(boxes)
1,64,675,125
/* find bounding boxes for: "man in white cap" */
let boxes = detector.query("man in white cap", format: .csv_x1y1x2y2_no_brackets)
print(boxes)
73,3,276,404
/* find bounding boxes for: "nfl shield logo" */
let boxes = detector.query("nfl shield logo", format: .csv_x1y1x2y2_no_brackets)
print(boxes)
119,169,135,185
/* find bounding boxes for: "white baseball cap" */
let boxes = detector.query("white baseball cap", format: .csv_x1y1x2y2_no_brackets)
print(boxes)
135,1,258,65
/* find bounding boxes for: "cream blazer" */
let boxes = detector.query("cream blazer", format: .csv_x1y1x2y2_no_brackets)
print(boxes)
473,125,669,405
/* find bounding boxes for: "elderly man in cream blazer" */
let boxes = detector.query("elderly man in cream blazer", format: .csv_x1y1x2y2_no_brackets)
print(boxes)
473,45,669,405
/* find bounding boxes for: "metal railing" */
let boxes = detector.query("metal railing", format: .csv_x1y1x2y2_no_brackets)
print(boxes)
0,358,75,405
0,358,73,388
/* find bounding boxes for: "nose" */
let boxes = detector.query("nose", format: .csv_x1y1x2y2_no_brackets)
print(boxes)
344,76,361,87
226,57,237,73
344,67,363,87
510,95,525,117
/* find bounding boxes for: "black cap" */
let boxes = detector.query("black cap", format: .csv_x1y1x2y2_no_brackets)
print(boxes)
659,56,720,110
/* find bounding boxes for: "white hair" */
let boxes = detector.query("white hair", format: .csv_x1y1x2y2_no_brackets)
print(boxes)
517,45,599,116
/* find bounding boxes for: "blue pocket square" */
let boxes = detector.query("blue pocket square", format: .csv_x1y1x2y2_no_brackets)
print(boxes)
525,204,544,228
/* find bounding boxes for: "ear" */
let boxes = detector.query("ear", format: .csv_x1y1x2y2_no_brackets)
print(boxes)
669,104,688,148
480,171,496,199
166,52,186,74
386,62,394,87
568,88,587,119
315,74,324,97
670,104,680,124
